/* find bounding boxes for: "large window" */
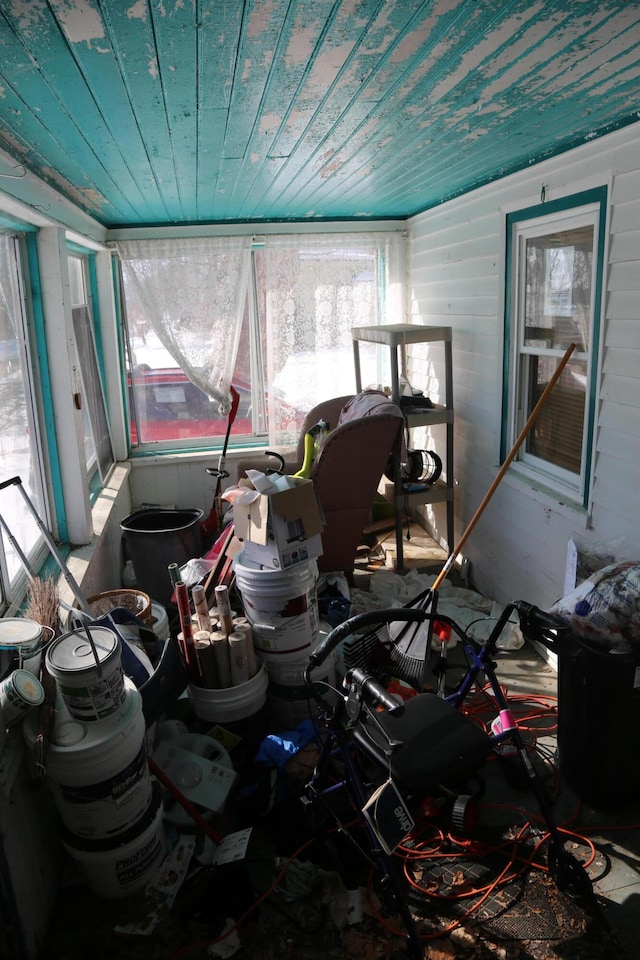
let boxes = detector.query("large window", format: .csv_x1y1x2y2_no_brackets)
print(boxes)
68,252,114,485
117,231,405,451
0,234,47,604
503,189,606,506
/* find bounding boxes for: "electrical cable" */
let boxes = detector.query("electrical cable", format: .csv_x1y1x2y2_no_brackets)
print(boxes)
166,837,315,959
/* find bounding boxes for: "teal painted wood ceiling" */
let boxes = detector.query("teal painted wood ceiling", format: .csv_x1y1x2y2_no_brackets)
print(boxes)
0,0,639,228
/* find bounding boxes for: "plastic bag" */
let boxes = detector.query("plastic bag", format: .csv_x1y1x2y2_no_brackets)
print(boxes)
552,560,640,651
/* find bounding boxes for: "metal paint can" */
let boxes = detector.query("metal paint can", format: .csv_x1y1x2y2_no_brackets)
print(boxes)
0,618,45,678
45,626,125,721
0,669,45,726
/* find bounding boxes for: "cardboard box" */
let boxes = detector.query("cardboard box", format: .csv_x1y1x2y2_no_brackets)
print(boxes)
233,477,324,569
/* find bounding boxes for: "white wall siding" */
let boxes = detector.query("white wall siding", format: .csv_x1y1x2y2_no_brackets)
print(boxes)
407,122,640,608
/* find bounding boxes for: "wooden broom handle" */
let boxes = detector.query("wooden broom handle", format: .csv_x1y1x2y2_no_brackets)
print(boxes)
433,342,577,591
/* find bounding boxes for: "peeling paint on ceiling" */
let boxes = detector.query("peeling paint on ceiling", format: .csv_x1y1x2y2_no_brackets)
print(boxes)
0,0,638,227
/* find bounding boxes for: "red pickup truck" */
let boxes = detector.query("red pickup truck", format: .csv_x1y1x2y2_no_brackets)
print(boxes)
128,366,253,443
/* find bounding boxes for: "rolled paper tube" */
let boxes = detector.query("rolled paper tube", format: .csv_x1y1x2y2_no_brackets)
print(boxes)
228,631,250,686
175,581,197,678
192,585,212,633
214,585,234,637
168,562,181,587
210,630,231,689
231,622,258,678
193,631,218,688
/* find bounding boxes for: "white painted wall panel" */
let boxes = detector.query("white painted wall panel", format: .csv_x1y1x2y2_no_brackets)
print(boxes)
407,122,640,608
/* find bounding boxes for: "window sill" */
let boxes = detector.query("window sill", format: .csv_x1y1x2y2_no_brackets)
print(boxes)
502,466,591,528
59,462,132,611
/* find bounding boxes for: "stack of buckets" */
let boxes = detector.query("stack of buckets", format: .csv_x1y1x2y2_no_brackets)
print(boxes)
25,625,166,899
233,550,337,729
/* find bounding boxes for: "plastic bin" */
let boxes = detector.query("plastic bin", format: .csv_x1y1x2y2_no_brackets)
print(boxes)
121,508,203,607
556,632,640,809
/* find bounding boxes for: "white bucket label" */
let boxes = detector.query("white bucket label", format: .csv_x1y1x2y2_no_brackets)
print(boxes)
55,743,151,837
244,590,319,657
116,832,165,889
58,668,126,721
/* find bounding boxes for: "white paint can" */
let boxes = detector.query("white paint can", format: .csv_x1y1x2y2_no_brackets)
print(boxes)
0,618,45,677
260,631,337,730
62,784,166,899
45,626,125,721
0,669,44,726
23,679,152,839
233,551,319,662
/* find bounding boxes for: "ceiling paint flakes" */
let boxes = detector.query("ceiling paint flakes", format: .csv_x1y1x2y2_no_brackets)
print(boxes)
126,0,147,23
0,0,639,224
54,0,105,45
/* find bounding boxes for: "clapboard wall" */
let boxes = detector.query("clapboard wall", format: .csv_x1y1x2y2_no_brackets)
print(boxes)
406,122,640,608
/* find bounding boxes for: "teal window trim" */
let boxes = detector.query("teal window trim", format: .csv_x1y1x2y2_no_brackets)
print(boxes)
25,233,69,542
501,186,607,509
111,254,132,453
0,215,37,233
86,253,108,389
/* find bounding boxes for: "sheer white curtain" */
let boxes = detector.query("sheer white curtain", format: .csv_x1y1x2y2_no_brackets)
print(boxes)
263,231,406,446
116,236,252,413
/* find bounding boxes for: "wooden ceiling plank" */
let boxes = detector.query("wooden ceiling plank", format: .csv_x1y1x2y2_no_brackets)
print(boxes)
300,2,640,217
0,4,137,222
99,0,186,224
195,0,244,221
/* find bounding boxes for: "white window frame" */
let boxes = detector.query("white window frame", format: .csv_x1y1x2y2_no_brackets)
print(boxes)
503,188,607,508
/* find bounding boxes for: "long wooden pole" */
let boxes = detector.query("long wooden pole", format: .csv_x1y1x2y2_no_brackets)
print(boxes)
433,342,577,591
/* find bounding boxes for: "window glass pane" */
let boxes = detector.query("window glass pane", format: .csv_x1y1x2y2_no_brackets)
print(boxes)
524,355,586,474
524,226,593,352
0,236,45,589
68,254,114,479
127,324,251,444
121,233,398,449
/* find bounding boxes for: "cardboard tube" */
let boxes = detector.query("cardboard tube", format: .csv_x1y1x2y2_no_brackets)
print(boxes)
215,585,234,636
193,631,218,688
192,585,212,633
231,622,258,678
210,630,231,688
228,631,250,686
433,342,577,591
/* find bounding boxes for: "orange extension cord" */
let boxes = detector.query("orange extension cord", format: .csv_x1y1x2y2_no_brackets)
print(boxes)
165,685,640,957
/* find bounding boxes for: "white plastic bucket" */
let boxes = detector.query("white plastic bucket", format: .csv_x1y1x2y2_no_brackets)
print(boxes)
24,679,152,839
261,630,337,730
0,618,45,677
188,663,269,724
150,601,170,641
45,625,125,721
234,550,319,662
62,785,166,899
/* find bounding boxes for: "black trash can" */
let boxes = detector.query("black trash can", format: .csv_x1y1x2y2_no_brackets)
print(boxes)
121,508,203,607
556,632,640,809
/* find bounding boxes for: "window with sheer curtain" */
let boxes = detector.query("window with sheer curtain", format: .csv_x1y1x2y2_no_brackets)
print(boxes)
116,231,406,451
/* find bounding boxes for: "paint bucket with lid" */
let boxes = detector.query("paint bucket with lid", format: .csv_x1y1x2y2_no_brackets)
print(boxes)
0,669,45,727
45,625,125,721
23,678,152,839
61,782,166,899
233,551,319,662
0,618,46,678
